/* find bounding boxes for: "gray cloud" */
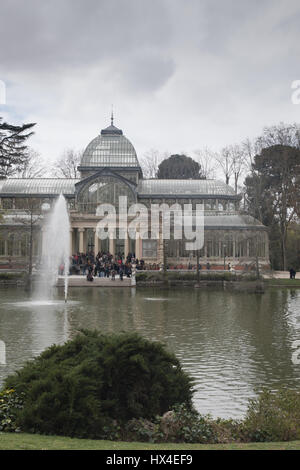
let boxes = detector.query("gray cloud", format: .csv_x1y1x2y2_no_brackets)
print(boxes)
1,0,300,165
0,0,176,93
114,50,175,92
0,2,171,64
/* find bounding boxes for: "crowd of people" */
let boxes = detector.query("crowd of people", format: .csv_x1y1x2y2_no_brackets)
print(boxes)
69,251,145,281
61,254,240,280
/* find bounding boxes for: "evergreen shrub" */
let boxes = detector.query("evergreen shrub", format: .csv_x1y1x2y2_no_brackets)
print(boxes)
4,330,193,438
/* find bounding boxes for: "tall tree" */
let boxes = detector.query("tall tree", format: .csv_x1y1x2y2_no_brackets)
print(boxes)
0,118,36,177
214,146,234,186
214,144,245,192
286,223,300,270
157,154,203,179
245,145,300,270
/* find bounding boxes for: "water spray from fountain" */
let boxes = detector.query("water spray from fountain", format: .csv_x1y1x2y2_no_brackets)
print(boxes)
35,194,70,302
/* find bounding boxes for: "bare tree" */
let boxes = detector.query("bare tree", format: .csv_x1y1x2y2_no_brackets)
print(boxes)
214,144,246,193
230,144,247,194
139,149,167,178
256,122,300,149
14,149,47,178
214,147,233,186
193,147,217,179
242,138,256,172
52,148,83,178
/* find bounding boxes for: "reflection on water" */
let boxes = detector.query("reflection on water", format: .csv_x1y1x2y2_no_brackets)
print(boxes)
4,300,79,308
0,286,300,418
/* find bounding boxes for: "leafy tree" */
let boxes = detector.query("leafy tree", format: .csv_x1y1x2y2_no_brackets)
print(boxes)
0,118,36,177
157,154,203,179
286,224,300,270
4,330,193,438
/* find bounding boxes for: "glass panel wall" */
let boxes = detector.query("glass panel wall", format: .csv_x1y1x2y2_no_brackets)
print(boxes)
77,176,136,213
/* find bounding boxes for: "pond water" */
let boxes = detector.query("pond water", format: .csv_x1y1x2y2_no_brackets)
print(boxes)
0,286,300,419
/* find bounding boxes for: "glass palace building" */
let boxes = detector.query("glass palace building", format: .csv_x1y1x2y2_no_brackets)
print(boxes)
0,120,269,269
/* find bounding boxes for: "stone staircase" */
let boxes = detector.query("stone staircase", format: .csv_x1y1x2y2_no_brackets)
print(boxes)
56,275,132,287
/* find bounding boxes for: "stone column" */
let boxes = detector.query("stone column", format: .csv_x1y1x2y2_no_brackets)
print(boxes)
32,239,36,258
157,229,164,265
94,228,101,255
264,231,269,261
246,239,250,258
4,239,8,256
124,230,129,259
78,228,85,253
109,231,115,256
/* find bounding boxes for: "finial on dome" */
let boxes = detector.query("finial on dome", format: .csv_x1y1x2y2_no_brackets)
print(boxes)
111,105,114,126
101,108,123,135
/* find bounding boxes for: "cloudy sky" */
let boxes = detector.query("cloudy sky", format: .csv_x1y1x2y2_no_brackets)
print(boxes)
1,0,300,166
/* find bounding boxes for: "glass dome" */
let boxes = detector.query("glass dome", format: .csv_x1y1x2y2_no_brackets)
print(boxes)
80,121,140,169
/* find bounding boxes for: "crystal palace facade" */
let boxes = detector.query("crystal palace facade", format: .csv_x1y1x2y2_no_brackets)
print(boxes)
0,120,269,270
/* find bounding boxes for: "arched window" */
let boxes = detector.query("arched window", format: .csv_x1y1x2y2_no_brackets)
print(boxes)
77,175,136,214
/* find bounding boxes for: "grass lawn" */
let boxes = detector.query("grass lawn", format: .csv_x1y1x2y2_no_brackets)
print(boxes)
1,433,300,450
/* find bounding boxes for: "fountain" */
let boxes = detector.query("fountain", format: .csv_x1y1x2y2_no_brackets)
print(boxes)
35,194,70,302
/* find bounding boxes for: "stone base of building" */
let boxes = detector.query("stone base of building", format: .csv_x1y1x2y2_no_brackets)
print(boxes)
56,275,131,287
0,255,271,273
142,257,271,272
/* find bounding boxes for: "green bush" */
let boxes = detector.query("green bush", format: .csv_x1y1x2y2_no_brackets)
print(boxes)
211,417,245,443
3,330,193,438
136,271,243,283
123,404,229,444
158,404,218,443
242,388,300,442
0,389,25,432
124,417,162,443
119,405,217,444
